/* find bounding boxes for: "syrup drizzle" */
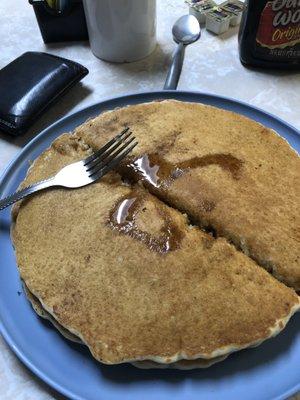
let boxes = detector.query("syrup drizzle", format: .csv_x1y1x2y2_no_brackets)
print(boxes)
120,153,243,190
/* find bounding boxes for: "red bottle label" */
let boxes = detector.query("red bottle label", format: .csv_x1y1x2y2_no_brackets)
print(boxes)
255,0,300,60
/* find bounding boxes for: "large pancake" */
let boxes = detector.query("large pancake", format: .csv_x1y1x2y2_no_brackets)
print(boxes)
74,100,300,290
12,132,299,365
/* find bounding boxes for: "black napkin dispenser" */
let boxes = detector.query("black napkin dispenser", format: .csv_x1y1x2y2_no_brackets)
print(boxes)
29,0,89,43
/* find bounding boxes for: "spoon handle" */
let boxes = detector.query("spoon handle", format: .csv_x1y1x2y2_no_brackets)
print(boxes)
164,42,185,90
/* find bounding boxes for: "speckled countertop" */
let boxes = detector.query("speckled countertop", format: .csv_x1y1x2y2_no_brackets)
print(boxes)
0,0,299,399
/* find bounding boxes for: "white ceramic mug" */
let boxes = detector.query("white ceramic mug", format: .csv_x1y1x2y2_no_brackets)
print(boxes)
83,0,157,62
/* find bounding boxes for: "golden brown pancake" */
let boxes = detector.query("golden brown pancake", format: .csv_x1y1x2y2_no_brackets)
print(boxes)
74,100,300,290
23,282,81,343
23,282,228,369
12,132,299,365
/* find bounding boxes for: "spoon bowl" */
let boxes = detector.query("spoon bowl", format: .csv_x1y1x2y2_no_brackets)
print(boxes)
172,14,201,45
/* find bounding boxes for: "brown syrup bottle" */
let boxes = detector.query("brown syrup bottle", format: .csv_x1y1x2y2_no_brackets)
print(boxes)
238,0,300,69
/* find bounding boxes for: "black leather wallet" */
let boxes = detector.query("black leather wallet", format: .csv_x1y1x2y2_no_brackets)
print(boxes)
0,52,88,136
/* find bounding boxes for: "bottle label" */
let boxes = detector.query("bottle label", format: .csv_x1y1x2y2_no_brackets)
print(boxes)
255,0,300,60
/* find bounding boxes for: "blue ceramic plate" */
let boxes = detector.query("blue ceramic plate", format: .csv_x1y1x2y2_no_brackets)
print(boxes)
0,91,299,400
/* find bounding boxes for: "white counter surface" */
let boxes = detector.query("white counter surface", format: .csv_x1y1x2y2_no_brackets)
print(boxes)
0,0,299,398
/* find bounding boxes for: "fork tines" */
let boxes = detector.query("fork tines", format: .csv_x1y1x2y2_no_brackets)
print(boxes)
84,127,138,178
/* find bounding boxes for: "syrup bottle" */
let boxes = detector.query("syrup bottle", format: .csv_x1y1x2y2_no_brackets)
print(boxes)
238,0,300,69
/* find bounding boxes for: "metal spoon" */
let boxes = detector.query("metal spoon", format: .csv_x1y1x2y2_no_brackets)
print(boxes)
164,15,201,90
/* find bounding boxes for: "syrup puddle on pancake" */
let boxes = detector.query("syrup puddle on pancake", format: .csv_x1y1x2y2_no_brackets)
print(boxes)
108,192,184,254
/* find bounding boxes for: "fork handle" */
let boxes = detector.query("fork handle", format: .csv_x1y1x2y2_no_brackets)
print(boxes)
0,177,56,211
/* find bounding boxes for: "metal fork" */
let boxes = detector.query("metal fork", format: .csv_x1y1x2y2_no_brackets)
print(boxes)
0,127,137,211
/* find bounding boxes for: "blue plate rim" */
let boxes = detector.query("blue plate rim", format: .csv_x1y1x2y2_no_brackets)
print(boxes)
0,89,299,400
